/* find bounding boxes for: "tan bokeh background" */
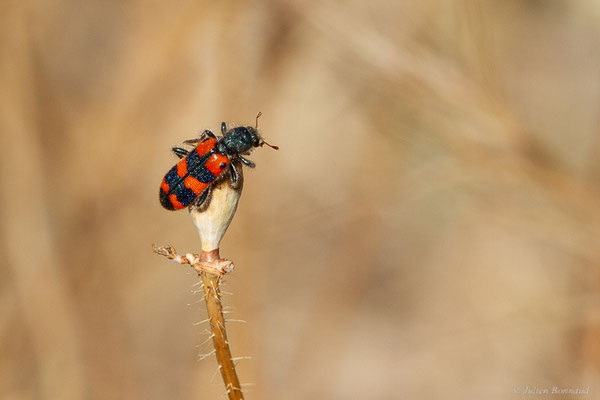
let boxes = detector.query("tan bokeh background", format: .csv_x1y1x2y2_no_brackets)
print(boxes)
2,1,600,399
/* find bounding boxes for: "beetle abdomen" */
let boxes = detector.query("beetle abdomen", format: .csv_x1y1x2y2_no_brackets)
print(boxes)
159,137,230,210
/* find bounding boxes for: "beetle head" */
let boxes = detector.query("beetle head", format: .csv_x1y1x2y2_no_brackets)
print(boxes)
222,113,279,155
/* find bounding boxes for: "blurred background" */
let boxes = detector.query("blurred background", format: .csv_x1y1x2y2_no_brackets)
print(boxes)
2,1,600,399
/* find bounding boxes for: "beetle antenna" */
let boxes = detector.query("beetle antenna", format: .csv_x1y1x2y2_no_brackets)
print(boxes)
260,139,279,150
255,112,278,149
255,112,262,129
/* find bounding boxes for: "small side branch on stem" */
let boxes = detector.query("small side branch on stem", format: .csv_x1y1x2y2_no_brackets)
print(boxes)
153,245,244,400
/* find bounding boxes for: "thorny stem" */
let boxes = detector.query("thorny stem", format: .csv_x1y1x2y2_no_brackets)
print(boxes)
152,245,244,400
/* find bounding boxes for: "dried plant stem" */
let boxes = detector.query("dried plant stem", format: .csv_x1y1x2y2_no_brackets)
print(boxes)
200,270,244,400
153,245,244,400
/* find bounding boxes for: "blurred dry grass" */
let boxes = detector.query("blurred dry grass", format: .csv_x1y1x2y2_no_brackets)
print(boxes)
2,1,600,399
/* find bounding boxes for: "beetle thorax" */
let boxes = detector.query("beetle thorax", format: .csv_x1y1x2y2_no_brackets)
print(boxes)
221,126,260,155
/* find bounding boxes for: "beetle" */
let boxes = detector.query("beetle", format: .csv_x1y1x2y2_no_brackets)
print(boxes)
159,113,278,211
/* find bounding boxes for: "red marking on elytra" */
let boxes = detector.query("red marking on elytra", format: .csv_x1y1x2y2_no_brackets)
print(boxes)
160,179,170,193
169,194,185,210
195,137,217,157
176,158,187,177
205,153,229,176
184,176,207,195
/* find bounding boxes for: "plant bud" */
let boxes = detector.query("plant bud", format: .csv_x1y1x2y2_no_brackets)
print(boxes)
189,161,243,252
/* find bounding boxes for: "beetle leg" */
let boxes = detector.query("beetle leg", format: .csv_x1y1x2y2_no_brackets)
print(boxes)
202,129,217,140
239,156,255,168
221,122,227,134
228,163,243,190
171,147,189,159
184,130,216,145
229,163,239,183
183,138,201,145
191,186,212,211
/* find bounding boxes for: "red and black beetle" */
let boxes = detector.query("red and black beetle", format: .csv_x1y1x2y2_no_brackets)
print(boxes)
159,114,278,211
